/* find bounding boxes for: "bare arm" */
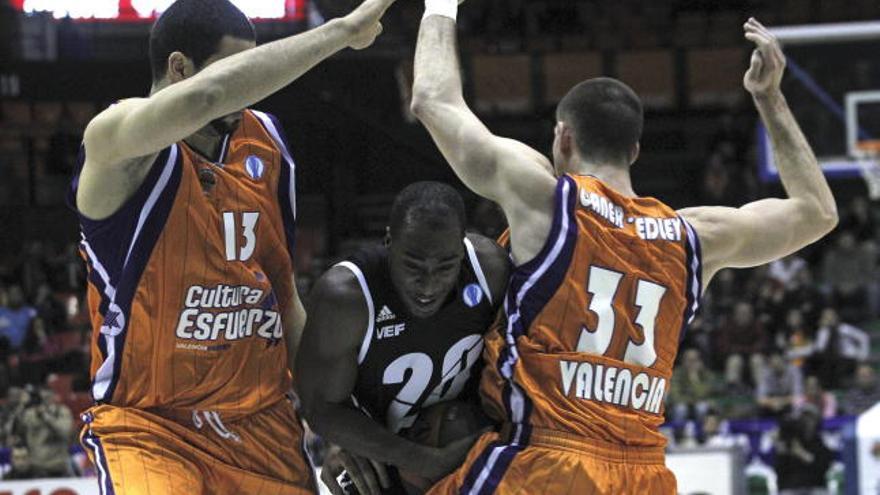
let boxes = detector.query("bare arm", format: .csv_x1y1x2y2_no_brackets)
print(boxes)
284,276,306,377
85,0,394,167
679,18,837,284
410,10,557,264
296,267,466,482
78,0,394,220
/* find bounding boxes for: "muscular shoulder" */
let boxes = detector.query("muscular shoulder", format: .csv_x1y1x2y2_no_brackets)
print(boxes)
310,265,368,313
677,205,747,285
83,98,144,150
306,265,371,348
466,233,511,304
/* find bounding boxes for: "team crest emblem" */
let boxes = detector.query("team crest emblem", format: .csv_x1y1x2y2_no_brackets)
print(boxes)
100,302,126,337
462,283,483,308
245,155,265,180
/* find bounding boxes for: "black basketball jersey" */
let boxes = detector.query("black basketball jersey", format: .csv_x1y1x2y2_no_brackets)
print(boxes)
339,237,497,433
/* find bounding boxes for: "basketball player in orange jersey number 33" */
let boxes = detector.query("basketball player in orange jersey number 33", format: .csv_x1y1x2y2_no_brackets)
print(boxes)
411,2,838,493
67,0,396,493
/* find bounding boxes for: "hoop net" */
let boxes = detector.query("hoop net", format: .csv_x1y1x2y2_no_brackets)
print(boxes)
856,140,880,200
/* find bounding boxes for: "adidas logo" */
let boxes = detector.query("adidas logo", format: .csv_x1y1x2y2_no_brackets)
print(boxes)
376,305,396,323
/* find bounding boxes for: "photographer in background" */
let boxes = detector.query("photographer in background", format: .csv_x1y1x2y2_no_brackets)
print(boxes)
7,385,73,478
774,406,833,495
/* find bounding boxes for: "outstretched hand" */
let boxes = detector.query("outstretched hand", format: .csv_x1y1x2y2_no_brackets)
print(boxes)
743,17,786,97
343,0,397,50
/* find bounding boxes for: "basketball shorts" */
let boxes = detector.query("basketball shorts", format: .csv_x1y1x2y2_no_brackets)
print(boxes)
427,426,676,495
79,398,318,494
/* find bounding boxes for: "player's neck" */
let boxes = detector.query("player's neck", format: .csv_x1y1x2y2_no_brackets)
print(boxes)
574,162,637,198
185,130,225,162
148,81,225,161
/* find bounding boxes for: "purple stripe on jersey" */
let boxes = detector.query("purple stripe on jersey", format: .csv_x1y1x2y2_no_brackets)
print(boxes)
474,442,526,495
265,112,295,157
507,177,571,286
72,145,178,282
80,247,111,316
252,111,297,262
679,229,695,342
466,177,579,495
277,151,297,260
459,441,502,495
79,251,111,364
83,429,115,495
504,176,579,336
460,426,532,495
98,147,182,403
690,221,703,304
678,218,703,343
497,175,577,422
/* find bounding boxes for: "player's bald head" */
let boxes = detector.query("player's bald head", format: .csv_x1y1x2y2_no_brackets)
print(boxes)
557,77,643,167
149,0,256,84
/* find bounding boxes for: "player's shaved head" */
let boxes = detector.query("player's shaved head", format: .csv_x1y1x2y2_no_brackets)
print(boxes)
389,181,466,238
387,182,467,318
557,77,644,166
149,0,256,83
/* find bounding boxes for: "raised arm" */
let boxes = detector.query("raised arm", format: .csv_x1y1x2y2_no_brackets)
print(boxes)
410,2,557,264
679,18,838,284
295,267,472,491
78,0,394,219
86,0,393,167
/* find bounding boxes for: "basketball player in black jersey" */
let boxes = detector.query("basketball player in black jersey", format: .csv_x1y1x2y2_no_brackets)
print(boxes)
297,182,509,495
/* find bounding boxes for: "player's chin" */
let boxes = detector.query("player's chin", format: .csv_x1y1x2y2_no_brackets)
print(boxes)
405,299,443,318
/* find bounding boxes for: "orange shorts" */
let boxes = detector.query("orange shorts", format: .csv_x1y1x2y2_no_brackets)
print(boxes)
427,427,676,495
79,399,317,494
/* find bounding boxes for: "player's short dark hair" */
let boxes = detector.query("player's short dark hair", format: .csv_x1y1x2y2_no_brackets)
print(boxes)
389,182,466,238
149,0,255,83
557,77,644,166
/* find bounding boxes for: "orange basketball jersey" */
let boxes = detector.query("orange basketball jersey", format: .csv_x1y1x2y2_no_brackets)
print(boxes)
468,174,701,486
70,110,298,419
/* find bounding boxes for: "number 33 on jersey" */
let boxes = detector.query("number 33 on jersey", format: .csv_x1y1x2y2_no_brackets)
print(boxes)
481,174,702,448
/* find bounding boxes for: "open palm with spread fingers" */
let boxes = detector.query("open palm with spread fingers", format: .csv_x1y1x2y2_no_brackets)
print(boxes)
743,17,786,96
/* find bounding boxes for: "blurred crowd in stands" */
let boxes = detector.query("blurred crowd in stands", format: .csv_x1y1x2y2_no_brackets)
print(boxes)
661,114,880,494
0,241,92,479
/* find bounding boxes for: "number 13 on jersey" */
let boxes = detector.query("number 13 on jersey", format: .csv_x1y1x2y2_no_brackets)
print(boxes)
576,265,667,367
223,211,260,262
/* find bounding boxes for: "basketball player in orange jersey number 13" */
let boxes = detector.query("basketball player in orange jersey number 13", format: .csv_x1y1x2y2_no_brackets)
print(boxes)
410,2,838,493
67,0,396,493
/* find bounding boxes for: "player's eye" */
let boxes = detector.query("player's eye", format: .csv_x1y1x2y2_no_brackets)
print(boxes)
405,264,424,274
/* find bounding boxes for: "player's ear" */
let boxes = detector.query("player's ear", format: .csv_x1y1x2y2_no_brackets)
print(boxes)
629,142,641,166
383,226,392,247
558,122,574,158
167,51,195,83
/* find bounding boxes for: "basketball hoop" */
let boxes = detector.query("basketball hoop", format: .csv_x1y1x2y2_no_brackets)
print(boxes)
855,140,880,200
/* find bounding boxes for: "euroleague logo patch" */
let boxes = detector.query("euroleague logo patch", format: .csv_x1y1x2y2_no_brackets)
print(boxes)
245,155,265,180
462,283,483,308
